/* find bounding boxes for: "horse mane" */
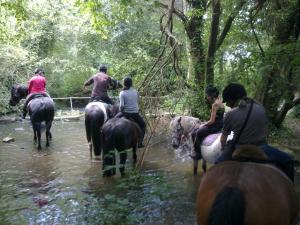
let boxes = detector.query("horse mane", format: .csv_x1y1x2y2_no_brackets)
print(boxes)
207,187,245,225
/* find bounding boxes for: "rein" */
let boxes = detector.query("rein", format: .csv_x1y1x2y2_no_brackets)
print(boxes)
180,121,202,146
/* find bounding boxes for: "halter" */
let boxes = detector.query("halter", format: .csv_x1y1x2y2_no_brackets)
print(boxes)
178,120,202,146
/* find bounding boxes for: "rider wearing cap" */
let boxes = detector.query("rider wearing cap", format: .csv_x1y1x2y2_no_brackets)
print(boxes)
22,68,50,119
83,64,114,105
216,83,294,182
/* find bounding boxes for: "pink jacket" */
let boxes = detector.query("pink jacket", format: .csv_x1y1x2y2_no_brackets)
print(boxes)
28,75,46,94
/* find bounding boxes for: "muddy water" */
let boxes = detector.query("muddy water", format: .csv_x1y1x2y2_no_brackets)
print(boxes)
0,119,203,225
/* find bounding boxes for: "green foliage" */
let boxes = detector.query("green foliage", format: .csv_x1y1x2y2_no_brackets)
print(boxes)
292,105,300,118
268,122,294,144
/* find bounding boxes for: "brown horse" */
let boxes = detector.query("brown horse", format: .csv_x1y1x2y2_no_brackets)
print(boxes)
197,145,299,225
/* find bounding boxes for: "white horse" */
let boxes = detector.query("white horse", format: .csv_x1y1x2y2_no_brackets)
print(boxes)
170,115,233,174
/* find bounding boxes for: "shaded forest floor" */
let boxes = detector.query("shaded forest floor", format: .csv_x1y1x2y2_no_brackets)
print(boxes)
270,116,300,163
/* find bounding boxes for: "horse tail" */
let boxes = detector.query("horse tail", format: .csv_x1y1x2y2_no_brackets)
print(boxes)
207,187,245,225
85,112,102,156
90,115,102,156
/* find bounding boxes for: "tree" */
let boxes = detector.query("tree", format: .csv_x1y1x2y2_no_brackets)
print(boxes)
254,0,300,127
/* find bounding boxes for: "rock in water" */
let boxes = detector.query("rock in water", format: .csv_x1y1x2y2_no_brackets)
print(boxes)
3,137,15,143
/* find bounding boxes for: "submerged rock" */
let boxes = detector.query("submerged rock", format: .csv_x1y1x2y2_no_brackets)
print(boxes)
3,137,15,143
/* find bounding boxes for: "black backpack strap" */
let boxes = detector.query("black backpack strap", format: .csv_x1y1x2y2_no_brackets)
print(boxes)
231,99,254,149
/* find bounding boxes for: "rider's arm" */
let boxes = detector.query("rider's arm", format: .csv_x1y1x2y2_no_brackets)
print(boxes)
119,91,125,112
220,133,228,149
107,76,113,89
44,77,47,88
203,103,217,126
221,111,232,149
83,76,94,87
28,79,33,94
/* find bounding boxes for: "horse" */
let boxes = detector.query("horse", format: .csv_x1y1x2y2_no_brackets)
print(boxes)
101,117,142,176
9,85,55,150
84,78,122,158
196,145,299,225
169,115,233,174
85,101,119,158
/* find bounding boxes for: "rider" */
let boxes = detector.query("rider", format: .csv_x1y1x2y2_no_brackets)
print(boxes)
23,68,50,119
216,83,295,182
83,64,114,105
190,86,225,160
115,77,146,148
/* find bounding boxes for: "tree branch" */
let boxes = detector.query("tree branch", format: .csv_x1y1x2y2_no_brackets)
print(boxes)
216,0,246,50
293,97,300,106
249,12,265,57
157,2,187,23
205,0,221,85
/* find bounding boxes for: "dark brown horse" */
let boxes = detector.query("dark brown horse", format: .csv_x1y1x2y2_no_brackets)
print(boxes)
9,85,55,149
84,79,122,158
101,117,142,176
197,145,299,225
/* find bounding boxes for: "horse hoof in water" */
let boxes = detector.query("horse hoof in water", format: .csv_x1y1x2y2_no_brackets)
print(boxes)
103,168,116,177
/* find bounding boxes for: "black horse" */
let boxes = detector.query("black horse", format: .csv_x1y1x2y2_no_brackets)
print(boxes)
84,79,122,158
102,117,142,176
9,85,55,149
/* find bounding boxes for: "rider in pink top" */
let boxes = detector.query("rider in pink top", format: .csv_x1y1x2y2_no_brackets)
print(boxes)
28,73,46,94
22,68,50,119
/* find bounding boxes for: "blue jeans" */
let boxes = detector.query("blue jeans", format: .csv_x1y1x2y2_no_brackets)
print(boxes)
260,144,294,182
215,144,294,182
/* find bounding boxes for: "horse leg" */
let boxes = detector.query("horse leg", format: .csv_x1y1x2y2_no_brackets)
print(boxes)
202,159,207,173
33,122,42,150
119,150,127,176
45,121,52,147
132,146,137,164
193,159,198,175
103,149,116,176
33,125,37,143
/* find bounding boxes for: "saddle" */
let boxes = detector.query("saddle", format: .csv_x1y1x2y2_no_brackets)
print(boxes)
32,93,47,99
232,145,268,163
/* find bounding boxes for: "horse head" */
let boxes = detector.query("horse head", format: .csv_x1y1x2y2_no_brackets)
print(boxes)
171,116,185,148
109,79,123,90
9,85,28,106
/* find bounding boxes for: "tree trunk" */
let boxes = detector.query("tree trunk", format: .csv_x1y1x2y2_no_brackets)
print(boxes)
184,0,207,85
205,0,220,87
255,0,300,127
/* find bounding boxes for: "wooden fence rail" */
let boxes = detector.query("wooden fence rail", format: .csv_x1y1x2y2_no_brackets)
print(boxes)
52,96,170,111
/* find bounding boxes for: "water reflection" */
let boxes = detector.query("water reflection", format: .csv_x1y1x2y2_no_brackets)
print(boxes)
0,119,299,225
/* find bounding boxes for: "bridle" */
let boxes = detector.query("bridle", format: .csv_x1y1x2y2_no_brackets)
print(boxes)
173,119,202,147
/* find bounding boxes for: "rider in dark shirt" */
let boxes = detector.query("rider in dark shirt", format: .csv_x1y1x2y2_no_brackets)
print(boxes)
190,86,224,160
216,83,294,182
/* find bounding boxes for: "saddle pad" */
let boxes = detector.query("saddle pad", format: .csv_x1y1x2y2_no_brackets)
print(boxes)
202,133,221,146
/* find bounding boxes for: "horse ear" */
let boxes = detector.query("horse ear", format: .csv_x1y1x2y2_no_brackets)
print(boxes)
178,116,182,123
